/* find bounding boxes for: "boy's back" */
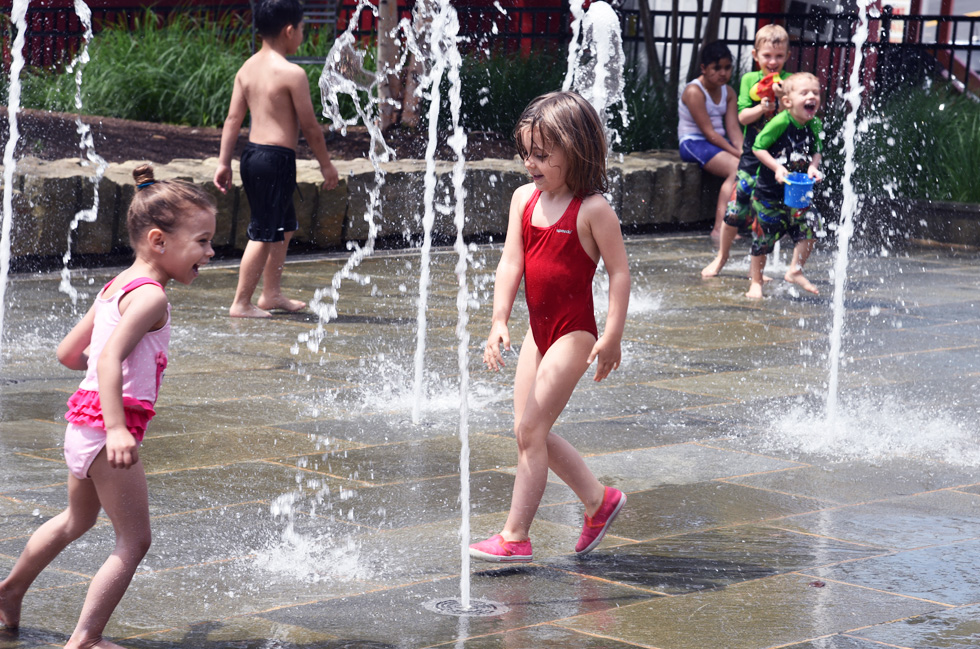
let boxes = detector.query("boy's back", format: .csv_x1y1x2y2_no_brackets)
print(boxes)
236,49,305,150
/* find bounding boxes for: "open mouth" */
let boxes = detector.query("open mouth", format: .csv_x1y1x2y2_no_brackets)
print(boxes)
803,99,818,114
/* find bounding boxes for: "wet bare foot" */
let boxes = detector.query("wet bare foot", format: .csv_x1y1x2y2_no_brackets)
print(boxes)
701,254,728,278
0,587,22,629
229,302,272,318
785,269,819,294
745,282,764,299
257,296,307,313
762,274,774,283
65,635,129,649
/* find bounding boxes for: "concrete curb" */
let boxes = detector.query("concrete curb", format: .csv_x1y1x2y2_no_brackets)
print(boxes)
2,152,715,260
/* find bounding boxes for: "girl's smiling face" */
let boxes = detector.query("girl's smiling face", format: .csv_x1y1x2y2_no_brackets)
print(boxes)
519,128,568,194
160,207,216,285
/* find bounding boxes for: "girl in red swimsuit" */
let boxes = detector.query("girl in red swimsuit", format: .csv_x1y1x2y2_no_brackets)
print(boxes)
470,91,631,563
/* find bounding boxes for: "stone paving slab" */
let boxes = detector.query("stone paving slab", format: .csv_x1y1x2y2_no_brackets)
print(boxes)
0,235,978,648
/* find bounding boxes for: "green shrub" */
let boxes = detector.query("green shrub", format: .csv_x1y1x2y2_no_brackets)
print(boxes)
821,82,980,205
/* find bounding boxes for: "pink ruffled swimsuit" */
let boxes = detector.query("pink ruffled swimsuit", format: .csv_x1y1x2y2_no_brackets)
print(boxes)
65,278,170,442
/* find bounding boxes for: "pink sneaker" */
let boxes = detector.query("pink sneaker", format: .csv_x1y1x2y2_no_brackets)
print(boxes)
469,534,533,563
575,487,626,555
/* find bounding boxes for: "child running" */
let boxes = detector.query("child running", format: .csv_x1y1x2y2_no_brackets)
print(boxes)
702,24,791,278
214,0,339,318
469,91,631,563
747,72,824,299
0,165,216,647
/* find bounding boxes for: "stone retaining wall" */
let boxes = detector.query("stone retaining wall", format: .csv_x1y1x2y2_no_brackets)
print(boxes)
4,152,713,260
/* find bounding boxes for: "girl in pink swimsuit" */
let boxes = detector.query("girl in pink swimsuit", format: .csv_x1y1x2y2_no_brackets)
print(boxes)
470,91,631,563
0,165,216,647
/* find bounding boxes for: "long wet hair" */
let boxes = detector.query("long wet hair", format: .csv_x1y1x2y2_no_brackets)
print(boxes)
127,164,216,250
514,91,609,199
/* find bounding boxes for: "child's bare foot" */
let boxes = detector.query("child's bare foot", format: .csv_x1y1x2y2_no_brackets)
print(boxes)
745,282,764,299
785,269,819,294
257,296,307,313
229,302,272,318
0,587,21,629
701,254,728,278
65,635,128,649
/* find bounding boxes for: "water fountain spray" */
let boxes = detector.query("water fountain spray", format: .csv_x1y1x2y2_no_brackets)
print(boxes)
826,0,872,420
60,0,108,306
296,0,395,356
0,0,31,363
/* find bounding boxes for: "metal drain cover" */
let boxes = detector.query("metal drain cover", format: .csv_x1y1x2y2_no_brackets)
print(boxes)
423,597,509,617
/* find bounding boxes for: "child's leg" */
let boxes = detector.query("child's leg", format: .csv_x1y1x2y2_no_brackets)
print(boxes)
230,240,273,318
701,222,738,278
256,231,306,313
746,253,767,299
65,453,151,649
785,239,818,294
703,152,739,239
500,330,603,542
0,475,102,629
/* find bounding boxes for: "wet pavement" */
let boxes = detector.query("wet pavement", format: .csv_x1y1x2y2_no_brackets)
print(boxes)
1,234,978,648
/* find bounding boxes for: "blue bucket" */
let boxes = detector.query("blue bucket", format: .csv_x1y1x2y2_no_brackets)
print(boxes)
783,172,815,208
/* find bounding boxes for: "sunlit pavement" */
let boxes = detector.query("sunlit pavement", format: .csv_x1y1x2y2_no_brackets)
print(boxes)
1,234,978,648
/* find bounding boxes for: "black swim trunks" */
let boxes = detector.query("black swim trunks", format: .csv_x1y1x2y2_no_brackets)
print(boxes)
240,142,298,242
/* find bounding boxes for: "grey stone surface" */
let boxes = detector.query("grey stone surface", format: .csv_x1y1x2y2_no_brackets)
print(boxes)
0,235,978,648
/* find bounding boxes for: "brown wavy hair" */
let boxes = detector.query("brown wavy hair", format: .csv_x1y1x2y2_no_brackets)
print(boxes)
513,91,609,198
127,164,216,250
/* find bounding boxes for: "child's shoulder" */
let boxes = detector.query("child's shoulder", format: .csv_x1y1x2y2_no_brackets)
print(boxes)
579,192,616,223
240,49,303,81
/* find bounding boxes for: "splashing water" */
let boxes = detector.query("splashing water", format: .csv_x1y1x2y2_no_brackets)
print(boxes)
826,0,871,420
298,0,395,355
60,0,108,305
563,0,629,149
0,0,30,364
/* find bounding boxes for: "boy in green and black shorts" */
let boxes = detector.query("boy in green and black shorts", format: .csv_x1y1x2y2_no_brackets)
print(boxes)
702,24,790,278
746,72,824,299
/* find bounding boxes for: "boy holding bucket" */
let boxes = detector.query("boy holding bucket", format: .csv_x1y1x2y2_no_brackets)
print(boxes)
745,72,823,299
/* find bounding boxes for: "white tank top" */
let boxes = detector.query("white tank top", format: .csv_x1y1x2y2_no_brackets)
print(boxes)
677,79,729,143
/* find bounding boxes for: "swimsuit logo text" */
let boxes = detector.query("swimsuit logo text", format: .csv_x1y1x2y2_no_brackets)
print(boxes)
557,229,572,234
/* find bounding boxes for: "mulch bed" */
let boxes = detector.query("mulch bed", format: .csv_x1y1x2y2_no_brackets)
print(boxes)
0,108,517,165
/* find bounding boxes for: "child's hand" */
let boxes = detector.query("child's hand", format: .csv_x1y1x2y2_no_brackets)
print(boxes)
484,322,510,371
106,426,139,469
761,97,775,113
321,161,340,191
214,165,232,194
587,335,621,382
775,166,790,184
808,167,823,182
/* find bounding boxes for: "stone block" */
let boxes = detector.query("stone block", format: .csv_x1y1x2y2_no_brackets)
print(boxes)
313,181,347,248
74,173,119,256
16,161,80,257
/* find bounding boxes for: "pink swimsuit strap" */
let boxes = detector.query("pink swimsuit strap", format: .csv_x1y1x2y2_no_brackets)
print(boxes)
101,277,165,296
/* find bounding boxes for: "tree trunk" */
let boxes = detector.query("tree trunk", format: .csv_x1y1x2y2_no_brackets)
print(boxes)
669,0,681,106
701,0,724,52
378,0,400,130
687,0,705,82
637,0,664,87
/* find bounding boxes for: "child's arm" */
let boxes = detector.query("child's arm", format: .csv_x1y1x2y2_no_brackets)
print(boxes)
724,88,744,152
288,65,339,190
484,185,530,371
583,197,630,382
808,152,823,181
753,148,788,183
214,71,247,194
56,304,96,371
97,286,169,469
737,73,774,126
681,85,740,158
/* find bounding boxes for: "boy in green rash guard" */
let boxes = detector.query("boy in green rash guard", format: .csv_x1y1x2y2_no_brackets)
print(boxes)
702,24,791,279
746,72,824,299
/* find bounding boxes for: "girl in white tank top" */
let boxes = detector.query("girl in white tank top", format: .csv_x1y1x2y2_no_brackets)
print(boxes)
678,78,729,143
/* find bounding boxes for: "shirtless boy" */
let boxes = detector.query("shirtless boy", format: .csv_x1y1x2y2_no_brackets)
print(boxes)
214,0,339,318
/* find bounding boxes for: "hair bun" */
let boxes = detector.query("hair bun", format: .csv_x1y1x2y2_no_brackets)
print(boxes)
133,164,156,188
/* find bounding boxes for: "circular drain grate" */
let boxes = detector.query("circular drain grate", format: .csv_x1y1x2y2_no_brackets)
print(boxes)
423,597,510,617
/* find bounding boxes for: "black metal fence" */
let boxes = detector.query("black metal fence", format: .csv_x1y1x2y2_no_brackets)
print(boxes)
2,2,978,95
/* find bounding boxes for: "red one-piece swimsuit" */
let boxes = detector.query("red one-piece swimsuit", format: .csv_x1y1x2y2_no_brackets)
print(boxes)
522,189,599,354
